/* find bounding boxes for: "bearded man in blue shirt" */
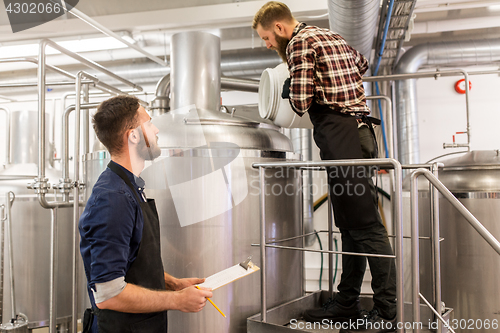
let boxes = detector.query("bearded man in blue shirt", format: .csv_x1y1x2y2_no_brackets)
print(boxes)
79,95,212,333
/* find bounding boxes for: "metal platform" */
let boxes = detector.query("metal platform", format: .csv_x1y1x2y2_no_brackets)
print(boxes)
248,291,453,333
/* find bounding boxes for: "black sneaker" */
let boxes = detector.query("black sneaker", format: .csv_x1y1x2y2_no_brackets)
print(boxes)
339,309,397,333
303,298,362,323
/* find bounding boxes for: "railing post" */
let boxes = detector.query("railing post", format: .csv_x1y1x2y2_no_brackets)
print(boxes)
328,189,334,299
391,160,405,333
431,163,442,333
259,167,267,322
410,171,421,333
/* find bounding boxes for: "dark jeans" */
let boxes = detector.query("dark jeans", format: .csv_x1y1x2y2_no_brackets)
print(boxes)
307,105,396,319
335,125,396,319
336,220,397,319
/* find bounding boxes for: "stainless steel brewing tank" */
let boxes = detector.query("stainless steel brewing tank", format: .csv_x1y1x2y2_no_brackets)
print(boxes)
0,110,75,329
438,150,500,332
83,108,304,333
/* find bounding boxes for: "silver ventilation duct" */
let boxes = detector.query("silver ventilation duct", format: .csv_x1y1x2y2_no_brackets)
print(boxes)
170,31,221,111
327,0,380,59
395,38,500,165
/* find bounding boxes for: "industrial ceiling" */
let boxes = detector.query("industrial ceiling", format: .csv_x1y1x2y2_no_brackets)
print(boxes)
0,0,499,82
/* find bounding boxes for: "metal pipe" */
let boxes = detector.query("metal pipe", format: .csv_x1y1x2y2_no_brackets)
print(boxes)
394,38,500,164
38,39,48,207
72,71,84,333
83,84,90,155
328,190,334,298
0,49,280,94
221,76,259,93
40,39,143,91
0,57,76,79
390,82,398,162
0,107,10,165
36,40,78,209
63,7,168,67
49,208,58,333
411,168,500,255
254,158,399,169
150,74,170,114
6,192,16,319
371,69,474,164
0,204,5,325
0,81,93,88
254,244,396,258
61,103,100,201
392,160,404,333
365,68,500,82
0,95,16,102
37,40,143,208
410,172,421,332
285,229,435,241
366,95,394,159
415,0,500,13
266,230,320,244
419,293,456,333
431,163,442,333
259,167,267,322
151,74,259,114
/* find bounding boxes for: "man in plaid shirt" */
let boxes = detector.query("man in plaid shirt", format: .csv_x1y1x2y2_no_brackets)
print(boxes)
253,2,396,333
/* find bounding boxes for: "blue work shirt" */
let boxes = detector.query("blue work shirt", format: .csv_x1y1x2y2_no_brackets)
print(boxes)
79,161,146,307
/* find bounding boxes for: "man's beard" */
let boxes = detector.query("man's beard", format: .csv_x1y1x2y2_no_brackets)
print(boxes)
137,128,161,161
273,33,290,63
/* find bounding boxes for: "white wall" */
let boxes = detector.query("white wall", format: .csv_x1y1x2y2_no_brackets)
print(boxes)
416,66,500,163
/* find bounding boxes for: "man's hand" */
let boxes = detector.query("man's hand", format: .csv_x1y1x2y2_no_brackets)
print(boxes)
175,277,205,291
164,272,205,291
175,286,213,313
282,77,291,99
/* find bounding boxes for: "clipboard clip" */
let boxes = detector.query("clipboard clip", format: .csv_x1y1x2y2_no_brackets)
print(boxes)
239,256,252,270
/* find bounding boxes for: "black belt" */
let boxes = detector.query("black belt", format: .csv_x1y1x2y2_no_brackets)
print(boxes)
357,114,380,159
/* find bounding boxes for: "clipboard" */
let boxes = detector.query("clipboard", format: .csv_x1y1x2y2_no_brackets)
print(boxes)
197,258,260,291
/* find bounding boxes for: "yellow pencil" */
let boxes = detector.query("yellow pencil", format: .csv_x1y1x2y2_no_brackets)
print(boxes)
196,285,226,318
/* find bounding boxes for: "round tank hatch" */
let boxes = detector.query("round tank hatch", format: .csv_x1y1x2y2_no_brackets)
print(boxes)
154,107,293,152
439,150,500,192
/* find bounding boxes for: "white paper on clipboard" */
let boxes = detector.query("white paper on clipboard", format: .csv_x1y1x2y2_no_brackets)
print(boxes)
197,261,260,291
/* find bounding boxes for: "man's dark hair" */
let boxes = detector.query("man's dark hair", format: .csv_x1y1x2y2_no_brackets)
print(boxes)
252,1,295,30
93,95,140,155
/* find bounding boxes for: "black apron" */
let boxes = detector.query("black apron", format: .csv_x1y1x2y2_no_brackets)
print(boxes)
307,101,380,229
86,162,168,333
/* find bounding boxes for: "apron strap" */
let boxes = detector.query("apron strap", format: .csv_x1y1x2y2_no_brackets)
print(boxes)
107,162,142,203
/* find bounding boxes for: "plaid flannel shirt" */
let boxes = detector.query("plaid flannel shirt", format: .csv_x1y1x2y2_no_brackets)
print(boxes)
286,23,370,116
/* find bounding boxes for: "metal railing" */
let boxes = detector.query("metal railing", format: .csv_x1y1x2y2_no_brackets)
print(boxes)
250,159,489,333
252,158,405,333
410,168,500,333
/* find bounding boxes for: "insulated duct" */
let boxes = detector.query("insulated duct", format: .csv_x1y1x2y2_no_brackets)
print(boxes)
395,38,500,165
327,0,380,58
